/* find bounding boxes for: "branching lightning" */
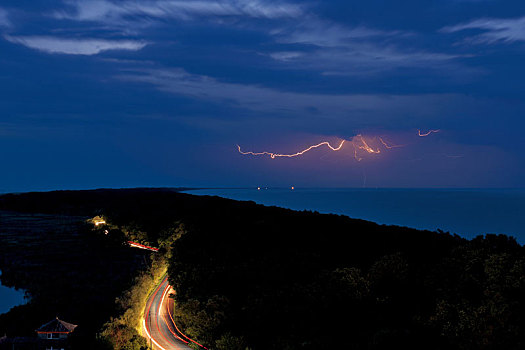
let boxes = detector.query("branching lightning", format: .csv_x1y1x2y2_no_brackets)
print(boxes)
237,129,439,162
237,134,405,162
378,137,405,149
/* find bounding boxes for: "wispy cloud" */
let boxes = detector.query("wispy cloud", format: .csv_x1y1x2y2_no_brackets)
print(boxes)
51,1,462,76
442,16,525,43
0,8,11,28
55,0,304,23
116,67,464,124
5,35,147,55
268,20,460,75
267,51,303,62
272,20,390,48
269,44,461,75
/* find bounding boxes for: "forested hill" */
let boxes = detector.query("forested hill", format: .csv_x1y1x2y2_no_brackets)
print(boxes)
1,189,524,349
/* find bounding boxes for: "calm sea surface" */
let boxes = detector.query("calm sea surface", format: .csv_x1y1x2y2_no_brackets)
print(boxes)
0,272,25,314
185,188,525,243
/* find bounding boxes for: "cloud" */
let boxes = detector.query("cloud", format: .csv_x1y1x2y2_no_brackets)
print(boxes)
272,20,389,48
55,0,304,23
115,67,467,126
267,51,303,61
52,1,461,76
4,35,147,55
269,44,461,75
442,16,525,43
0,8,11,28
268,20,461,75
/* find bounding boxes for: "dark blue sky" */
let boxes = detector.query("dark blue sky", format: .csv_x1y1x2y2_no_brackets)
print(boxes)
1,0,524,191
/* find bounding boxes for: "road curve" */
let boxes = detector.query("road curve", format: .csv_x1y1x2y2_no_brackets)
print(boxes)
143,276,192,350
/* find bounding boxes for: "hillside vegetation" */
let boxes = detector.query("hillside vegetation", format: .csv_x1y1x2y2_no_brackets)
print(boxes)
1,189,524,349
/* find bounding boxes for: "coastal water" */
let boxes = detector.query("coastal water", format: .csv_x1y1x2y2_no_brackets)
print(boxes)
0,272,25,314
186,188,525,243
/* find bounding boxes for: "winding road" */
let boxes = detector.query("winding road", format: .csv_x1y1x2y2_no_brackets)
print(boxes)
94,221,199,349
143,276,193,350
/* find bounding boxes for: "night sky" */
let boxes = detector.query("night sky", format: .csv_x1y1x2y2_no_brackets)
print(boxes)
1,0,524,191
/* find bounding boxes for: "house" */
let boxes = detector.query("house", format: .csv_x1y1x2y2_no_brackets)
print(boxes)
35,318,77,350
0,317,77,350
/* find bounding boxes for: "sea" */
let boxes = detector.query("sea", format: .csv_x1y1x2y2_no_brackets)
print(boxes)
0,271,25,314
185,188,525,244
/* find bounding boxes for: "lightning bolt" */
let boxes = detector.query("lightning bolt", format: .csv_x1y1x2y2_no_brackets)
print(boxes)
418,129,440,137
238,134,405,161
378,137,404,149
353,135,380,155
237,140,345,159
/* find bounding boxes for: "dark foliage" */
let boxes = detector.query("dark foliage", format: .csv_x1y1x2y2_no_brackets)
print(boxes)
1,189,524,349
0,213,149,349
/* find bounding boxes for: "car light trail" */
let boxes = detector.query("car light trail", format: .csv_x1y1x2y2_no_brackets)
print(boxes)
166,286,209,349
144,277,192,350
128,241,159,252
154,283,186,349
160,284,189,345
143,319,168,350
143,282,171,350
